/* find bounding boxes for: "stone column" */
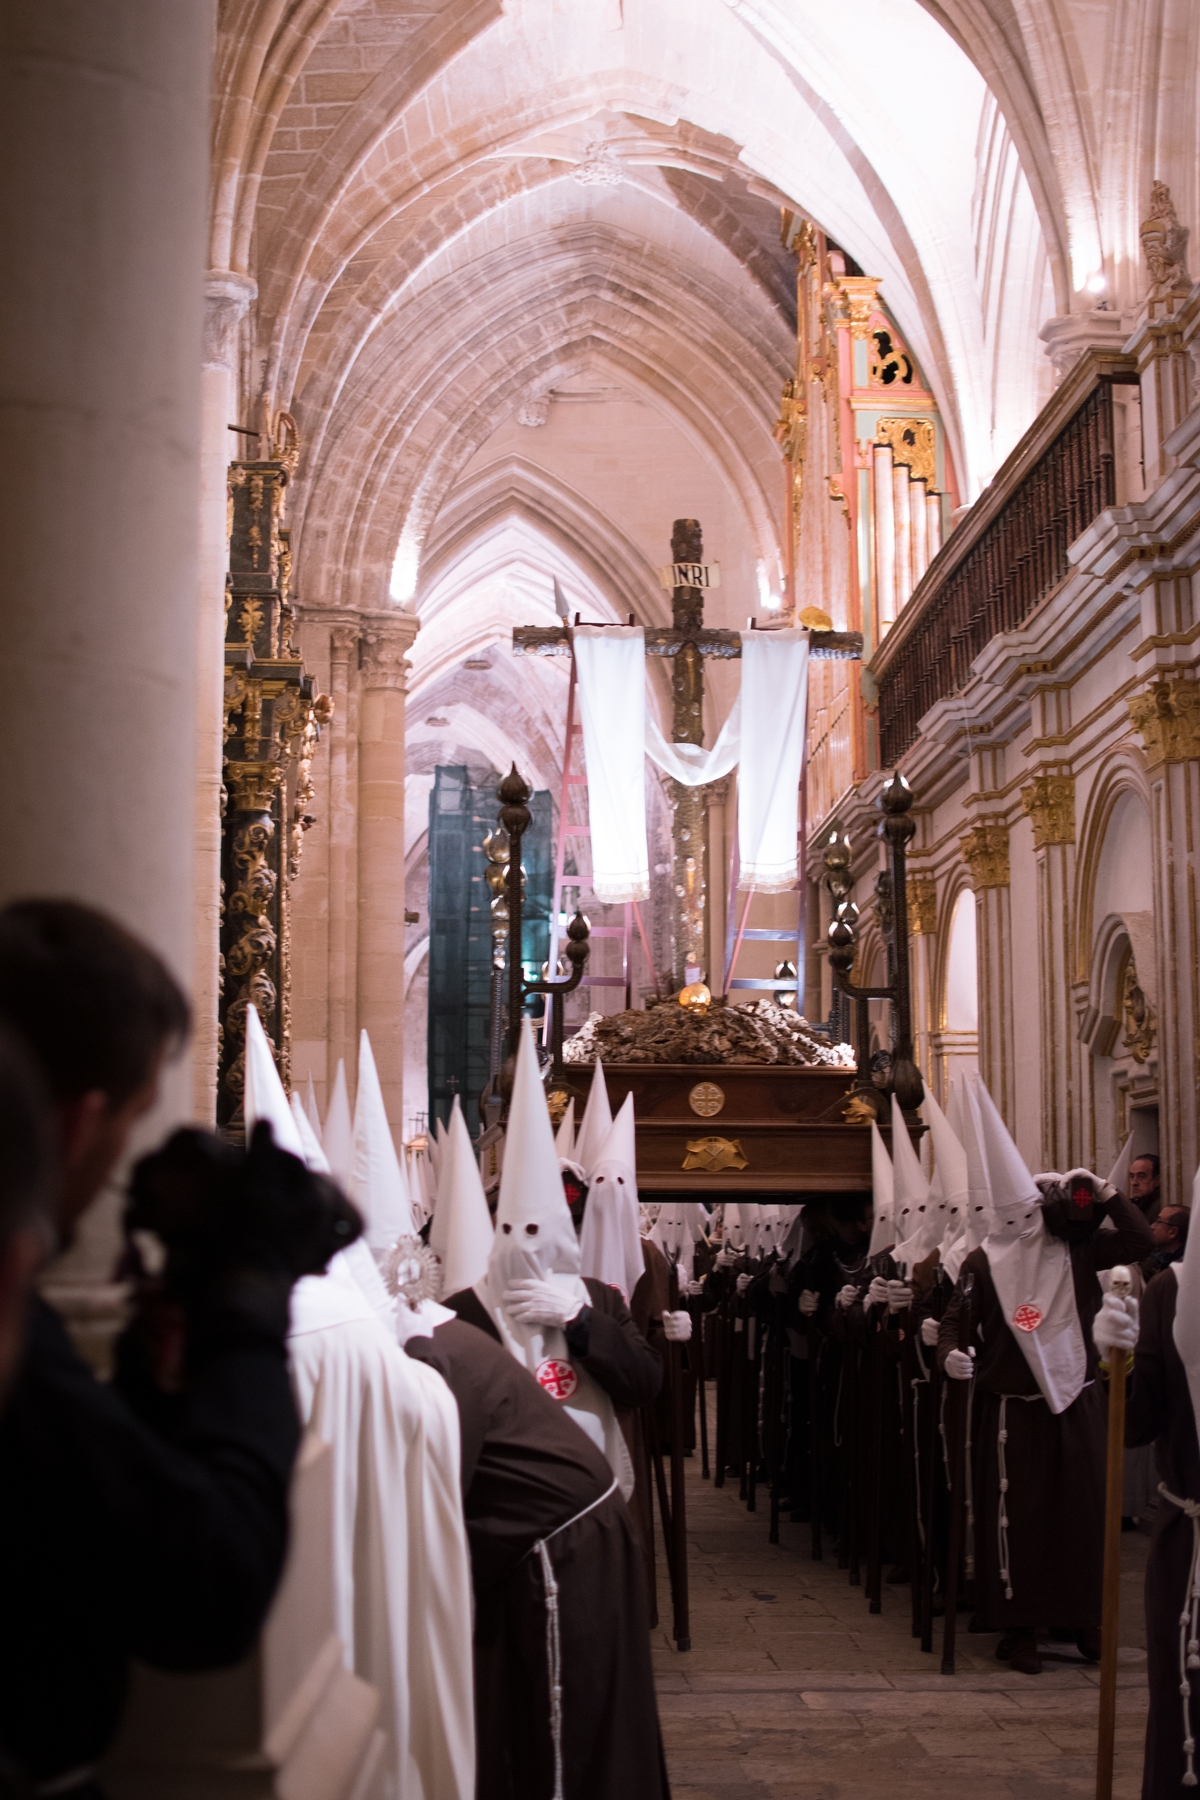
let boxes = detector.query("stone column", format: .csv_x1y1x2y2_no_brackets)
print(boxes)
0,1,209,1037
959,818,1014,1125
906,874,937,1094
0,5,211,1347
326,620,362,1097
194,271,256,1122
1127,676,1200,1206
358,613,419,1146
1020,768,1078,1171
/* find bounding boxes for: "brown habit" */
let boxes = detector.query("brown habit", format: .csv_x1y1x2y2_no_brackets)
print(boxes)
1126,1267,1200,1797
939,1193,1152,1630
407,1315,669,1800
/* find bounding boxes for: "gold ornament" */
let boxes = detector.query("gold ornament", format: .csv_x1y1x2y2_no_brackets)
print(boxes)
678,980,711,1013
682,1136,748,1173
688,1081,726,1118
384,1236,442,1306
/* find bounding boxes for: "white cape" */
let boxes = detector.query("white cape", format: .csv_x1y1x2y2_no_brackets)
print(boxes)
289,1256,475,1800
982,1215,1086,1414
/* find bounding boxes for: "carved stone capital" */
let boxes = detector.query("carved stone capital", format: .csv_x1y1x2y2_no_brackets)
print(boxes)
226,760,283,813
329,624,360,659
1127,675,1200,766
1038,308,1132,382
959,817,1010,889
1020,771,1075,848
360,611,419,691
204,270,257,370
906,875,938,934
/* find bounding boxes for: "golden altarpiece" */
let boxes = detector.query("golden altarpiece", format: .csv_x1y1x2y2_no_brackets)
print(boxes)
219,419,330,1129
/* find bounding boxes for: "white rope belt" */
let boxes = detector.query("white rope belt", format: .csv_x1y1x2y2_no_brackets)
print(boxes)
996,1392,1045,1601
1157,1482,1200,1787
529,1474,620,1800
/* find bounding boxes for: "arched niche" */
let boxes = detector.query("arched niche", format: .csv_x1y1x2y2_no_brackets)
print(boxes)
932,885,979,1098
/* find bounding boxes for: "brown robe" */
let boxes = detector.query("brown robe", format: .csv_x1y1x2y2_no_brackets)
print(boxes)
406,1317,669,1800
448,1277,665,1607
1126,1268,1200,1798
939,1194,1153,1630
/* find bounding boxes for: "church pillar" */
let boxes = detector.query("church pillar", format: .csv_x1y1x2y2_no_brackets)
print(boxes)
357,614,419,1146
0,1,209,1037
0,4,210,1356
326,620,362,1098
959,818,1014,1125
906,874,937,1095
1127,674,1200,1207
195,272,256,1121
1020,765,1078,1172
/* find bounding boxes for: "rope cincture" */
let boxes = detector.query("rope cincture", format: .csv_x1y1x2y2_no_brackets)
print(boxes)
528,1474,619,1800
1157,1483,1200,1787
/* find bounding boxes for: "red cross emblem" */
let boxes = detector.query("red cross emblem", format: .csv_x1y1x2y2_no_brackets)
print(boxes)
535,1358,579,1401
1013,1303,1043,1333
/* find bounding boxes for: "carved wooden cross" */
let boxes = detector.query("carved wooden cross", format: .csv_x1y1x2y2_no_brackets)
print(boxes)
513,519,862,988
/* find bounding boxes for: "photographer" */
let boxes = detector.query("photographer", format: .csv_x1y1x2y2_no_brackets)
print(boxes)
0,901,343,1798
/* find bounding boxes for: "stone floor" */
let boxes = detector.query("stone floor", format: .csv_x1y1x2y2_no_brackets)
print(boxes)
650,1426,1151,1799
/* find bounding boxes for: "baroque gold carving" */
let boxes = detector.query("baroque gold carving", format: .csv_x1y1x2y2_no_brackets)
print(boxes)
682,1136,748,1173
959,819,1010,889
1121,957,1156,1064
226,760,283,814
876,417,937,487
906,876,937,935
834,276,880,339
1020,771,1075,848
1127,676,1200,766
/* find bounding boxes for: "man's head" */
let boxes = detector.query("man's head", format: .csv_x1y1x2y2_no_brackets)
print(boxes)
0,1026,56,1402
0,901,190,1238
1151,1204,1188,1260
1130,1155,1162,1216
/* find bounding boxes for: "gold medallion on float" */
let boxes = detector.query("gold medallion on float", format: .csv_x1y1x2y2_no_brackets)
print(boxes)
688,1081,725,1118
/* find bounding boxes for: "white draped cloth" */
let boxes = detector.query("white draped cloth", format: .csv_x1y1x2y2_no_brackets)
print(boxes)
573,625,811,904
289,1250,475,1800
573,626,650,902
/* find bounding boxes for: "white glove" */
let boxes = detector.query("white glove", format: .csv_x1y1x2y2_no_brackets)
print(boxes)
944,1347,975,1381
798,1289,820,1316
736,1272,752,1294
1093,1292,1139,1355
920,1315,939,1347
835,1283,858,1311
686,1279,704,1297
502,1278,585,1332
715,1247,737,1269
663,1309,693,1343
886,1280,913,1314
866,1275,889,1309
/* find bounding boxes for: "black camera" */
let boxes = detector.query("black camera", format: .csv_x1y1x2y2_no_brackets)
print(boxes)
125,1121,362,1298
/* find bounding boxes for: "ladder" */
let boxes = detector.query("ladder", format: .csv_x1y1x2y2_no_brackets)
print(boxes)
544,644,654,1034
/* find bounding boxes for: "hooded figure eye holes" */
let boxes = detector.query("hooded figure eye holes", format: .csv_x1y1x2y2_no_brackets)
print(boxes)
617,1176,624,1185
502,1222,512,1234
525,1222,539,1236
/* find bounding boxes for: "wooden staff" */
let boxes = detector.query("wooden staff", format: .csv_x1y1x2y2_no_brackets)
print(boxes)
919,1274,947,1654
864,1315,885,1615
940,1271,974,1674
668,1336,691,1650
808,1314,824,1562
687,1284,710,1479
1096,1264,1132,1800
713,1282,733,1488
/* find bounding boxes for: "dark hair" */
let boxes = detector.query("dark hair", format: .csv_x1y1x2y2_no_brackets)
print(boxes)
1133,1153,1161,1182
0,901,190,1106
1162,1206,1190,1251
0,1024,55,1244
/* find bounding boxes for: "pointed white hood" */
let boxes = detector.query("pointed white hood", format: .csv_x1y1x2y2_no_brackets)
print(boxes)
351,1031,416,1252
323,1058,353,1192
924,1084,968,1266
974,1076,1085,1413
430,1097,494,1298
554,1096,576,1163
478,1020,632,1497
290,1092,331,1175
579,1093,644,1302
574,1059,613,1177
650,1203,708,1278
304,1073,322,1142
867,1120,894,1258
890,1096,931,1276
243,1007,305,1160
722,1202,746,1253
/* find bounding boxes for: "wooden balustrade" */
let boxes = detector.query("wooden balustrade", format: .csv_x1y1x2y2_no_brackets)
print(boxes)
871,350,1139,768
